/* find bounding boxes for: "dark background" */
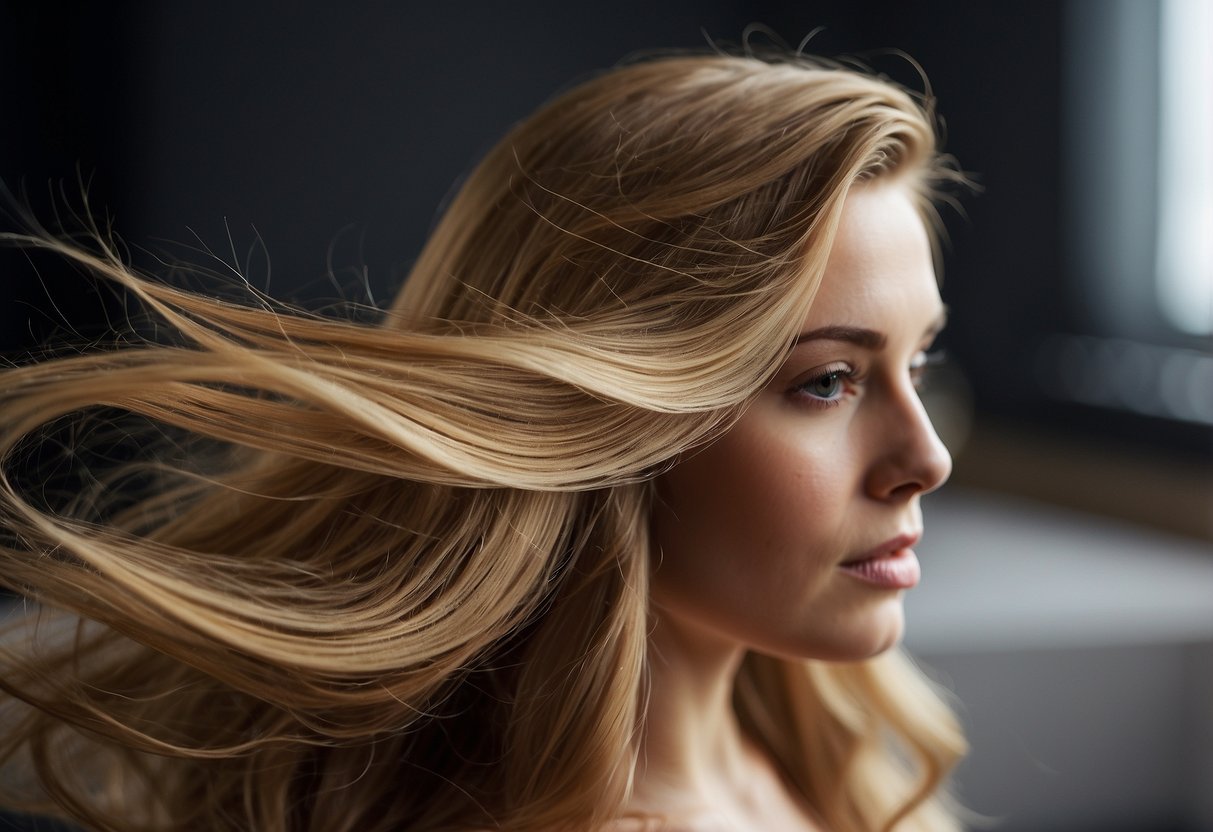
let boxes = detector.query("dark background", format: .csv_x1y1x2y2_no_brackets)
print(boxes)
3,0,1059,423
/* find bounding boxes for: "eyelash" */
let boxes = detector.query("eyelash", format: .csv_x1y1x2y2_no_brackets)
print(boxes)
791,350,947,408
791,362,861,408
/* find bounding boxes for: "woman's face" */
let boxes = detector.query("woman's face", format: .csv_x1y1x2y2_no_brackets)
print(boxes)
649,180,951,661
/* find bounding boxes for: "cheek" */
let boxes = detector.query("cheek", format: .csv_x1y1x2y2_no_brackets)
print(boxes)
649,417,851,611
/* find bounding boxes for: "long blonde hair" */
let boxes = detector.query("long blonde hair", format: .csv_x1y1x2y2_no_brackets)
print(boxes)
0,52,966,831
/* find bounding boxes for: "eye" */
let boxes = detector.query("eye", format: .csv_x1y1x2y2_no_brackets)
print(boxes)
804,371,846,399
791,362,857,406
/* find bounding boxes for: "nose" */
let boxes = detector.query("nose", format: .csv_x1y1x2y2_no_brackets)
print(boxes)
864,383,953,502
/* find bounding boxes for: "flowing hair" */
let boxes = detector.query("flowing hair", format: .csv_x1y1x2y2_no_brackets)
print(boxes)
0,52,967,831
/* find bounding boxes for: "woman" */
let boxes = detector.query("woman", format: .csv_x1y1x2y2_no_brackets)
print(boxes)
0,52,968,831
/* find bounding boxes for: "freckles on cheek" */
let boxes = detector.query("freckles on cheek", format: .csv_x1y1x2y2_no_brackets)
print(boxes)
698,432,796,526
654,408,848,571
684,428,820,549
726,423,833,513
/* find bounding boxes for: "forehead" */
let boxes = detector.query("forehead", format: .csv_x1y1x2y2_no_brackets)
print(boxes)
804,181,939,325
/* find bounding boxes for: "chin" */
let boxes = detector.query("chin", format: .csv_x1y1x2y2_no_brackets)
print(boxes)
766,605,907,663
839,607,907,660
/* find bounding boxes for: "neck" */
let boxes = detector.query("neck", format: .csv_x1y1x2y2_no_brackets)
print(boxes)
629,603,827,831
635,606,756,803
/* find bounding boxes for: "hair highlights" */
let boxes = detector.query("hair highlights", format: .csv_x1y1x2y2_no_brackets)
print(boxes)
0,53,965,831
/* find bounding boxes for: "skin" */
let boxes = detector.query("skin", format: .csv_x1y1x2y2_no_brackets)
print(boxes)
627,179,952,830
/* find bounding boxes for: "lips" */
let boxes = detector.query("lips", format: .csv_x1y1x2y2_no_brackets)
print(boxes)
838,532,922,589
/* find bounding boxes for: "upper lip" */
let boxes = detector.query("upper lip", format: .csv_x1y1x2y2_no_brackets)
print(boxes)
841,532,921,565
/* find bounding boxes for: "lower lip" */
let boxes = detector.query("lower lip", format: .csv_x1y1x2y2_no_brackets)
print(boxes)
838,548,921,589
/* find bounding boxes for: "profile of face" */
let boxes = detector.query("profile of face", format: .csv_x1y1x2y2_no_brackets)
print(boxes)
649,179,952,662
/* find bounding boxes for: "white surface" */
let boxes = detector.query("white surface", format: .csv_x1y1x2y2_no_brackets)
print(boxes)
905,486,1213,653
902,487,1213,830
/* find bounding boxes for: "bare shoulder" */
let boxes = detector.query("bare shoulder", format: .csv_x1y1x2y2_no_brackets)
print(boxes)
599,821,668,832
453,826,672,832
600,817,728,832
455,822,685,832
455,816,713,832
456,824,676,832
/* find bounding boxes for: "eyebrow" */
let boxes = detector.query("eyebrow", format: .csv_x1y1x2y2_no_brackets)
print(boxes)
793,325,887,349
793,309,949,350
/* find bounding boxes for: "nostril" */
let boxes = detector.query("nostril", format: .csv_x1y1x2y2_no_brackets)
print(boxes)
888,481,923,501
